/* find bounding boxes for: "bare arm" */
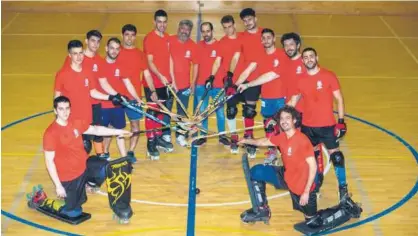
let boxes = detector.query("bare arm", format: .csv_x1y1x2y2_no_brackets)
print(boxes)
303,156,317,193
211,56,222,75
238,137,274,147
83,125,131,137
90,89,110,100
235,62,257,86
147,54,168,85
333,89,345,120
170,54,176,87
99,78,118,95
192,63,199,86
44,151,63,189
122,78,141,101
229,52,241,73
248,71,279,87
288,94,301,107
143,69,156,92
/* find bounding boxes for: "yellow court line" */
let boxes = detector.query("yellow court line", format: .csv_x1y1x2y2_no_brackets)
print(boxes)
104,226,275,236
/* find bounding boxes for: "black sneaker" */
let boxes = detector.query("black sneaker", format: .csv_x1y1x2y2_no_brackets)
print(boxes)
219,135,230,146
147,138,160,160
156,136,174,153
192,138,207,146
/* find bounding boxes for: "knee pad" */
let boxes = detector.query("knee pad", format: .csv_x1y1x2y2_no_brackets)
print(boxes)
83,139,92,154
226,105,238,119
330,151,345,168
243,104,257,119
87,156,108,187
250,164,268,180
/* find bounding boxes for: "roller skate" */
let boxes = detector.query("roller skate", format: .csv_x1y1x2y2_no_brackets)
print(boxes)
264,147,278,165
26,184,47,209
147,138,160,161
240,206,271,225
230,133,239,154
340,193,363,218
244,134,257,159
156,135,174,153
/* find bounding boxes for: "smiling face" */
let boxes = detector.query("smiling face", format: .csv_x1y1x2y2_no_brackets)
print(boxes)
279,111,296,132
262,32,275,49
122,30,136,47
242,15,257,31
302,50,318,70
283,38,299,58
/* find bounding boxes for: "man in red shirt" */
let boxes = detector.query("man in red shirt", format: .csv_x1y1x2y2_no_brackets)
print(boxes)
238,28,289,165
192,22,230,147
226,8,265,159
54,40,122,154
97,37,142,162
118,24,153,163
289,47,350,200
143,9,174,160
169,19,199,147
215,15,246,153
40,96,132,222
59,30,106,158
238,106,362,231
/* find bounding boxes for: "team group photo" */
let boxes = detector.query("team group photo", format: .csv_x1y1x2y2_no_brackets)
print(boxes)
1,1,417,236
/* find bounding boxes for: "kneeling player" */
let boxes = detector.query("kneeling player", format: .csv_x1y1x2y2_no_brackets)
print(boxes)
28,96,133,224
238,106,362,234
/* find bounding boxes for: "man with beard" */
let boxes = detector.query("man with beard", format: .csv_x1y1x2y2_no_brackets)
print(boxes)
214,15,246,153
143,9,174,160
288,48,351,200
238,105,362,232
192,22,230,146
96,37,139,160
117,24,153,163
237,28,289,165
59,31,106,158
168,19,199,147
227,8,265,159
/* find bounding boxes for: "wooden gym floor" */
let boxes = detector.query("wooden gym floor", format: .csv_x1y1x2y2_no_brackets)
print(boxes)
1,1,418,235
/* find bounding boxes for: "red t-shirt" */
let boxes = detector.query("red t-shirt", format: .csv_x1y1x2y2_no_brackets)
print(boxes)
240,28,265,82
285,57,306,113
118,47,148,98
97,60,130,109
62,54,104,105
297,68,340,127
169,36,198,90
270,130,315,195
258,49,289,99
218,34,246,83
54,67,96,124
43,119,90,182
143,31,171,88
196,40,225,88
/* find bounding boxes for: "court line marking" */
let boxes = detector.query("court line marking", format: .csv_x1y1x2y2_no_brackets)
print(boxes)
1,13,20,33
3,32,418,39
1,111,417,235
380,16,418,65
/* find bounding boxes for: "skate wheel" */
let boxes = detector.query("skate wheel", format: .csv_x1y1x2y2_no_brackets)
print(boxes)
316,192,322,199
38,184,43,191
26,193,32,201
118,218,129,224
264,220,270,225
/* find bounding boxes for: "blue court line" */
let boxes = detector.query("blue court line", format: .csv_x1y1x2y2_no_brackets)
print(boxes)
186,145,199,236
1,111,417,235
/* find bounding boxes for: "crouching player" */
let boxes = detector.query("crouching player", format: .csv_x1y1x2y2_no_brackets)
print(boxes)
238,106,362,234
27,96,133,224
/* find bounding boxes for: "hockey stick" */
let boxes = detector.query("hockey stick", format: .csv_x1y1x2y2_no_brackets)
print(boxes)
193,86,211,117
165,84,191,119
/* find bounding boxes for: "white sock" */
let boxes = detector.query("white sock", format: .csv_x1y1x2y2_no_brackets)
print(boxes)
227,118,237,133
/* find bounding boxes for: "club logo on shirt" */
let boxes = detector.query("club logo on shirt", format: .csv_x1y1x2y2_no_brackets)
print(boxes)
211,50,217,57
185,50,191,58
273,59,279,67
287,147,292,156
115,69,120,77
296,66,302,74
73,129,80,138
84,78,89,87
317,80,323,90
93,64,98,72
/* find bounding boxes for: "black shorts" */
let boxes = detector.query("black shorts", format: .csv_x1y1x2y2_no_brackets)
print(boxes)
227,85,261,107
289,191,317,217
301,125,339,149
144,87,171,102
91,103,103,142
61,172,88,211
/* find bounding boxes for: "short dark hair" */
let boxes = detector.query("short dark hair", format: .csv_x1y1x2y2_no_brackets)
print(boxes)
54,96,71,109
67,40,83,52
107,37,121,46
275,105,302,129
302,47,317,57
262,28,275,37
221,15,235,24
280,32,301,47
240,8,256,19
122,24,137,34
154,9,168,20
200,22,213,31
86,30,102,40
